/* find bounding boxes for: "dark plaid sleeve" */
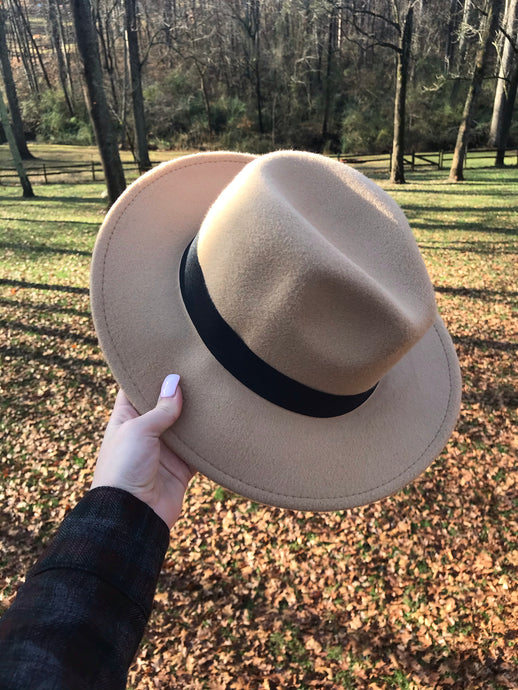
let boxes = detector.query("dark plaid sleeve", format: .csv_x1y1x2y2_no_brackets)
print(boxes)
0,486,170,690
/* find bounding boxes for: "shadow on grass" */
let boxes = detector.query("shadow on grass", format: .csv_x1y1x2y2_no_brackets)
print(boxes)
1,217,100,228
461,381,518,410
452,334,517,353
1,319,98,346
427,167,517,177
0,194,104,205
162,564,514,687
368,169,518,185
0,297,90,318
0,506,46,605
0,504,52,556
0,343,107,375
434,286,518,301
420,239,517,254
343,628,512,687
393,182,518,194
0,241,91,257
0,278,89,295
409,221,517,239
40,195,107,206
405,205,518,215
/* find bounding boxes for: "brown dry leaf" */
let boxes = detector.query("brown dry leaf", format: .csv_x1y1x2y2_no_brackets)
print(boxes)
474,551,494,571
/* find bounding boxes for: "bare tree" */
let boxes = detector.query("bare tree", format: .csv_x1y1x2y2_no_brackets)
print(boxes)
445,0,463,72
0,87,34,197
488,0,518,164
391,1,414,183
46,0,75,116
168,3,220,135
493,57,518,166
322,0,338,141
449,0,505,181
125,0,151,172
8,0,51,89
0,7,33,159
70,0,126,206
348,0,418,183
93,1,126,124
231,0,265,133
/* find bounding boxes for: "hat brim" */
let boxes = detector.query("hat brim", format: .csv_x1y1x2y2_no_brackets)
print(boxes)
91,152,461,511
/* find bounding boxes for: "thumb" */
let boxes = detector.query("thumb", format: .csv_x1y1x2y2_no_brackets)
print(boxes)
135,374,183,437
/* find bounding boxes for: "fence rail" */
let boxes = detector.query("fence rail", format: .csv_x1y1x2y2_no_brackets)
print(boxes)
1,147,517,184
0,159,146,183
335,147,518,171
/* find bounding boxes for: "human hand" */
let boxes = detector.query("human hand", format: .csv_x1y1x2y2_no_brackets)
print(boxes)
91,374,194,529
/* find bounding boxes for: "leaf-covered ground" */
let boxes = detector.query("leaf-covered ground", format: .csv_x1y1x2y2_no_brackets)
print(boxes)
0,151,517,689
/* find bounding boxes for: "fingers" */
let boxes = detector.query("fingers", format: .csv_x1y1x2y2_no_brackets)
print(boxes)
112,389,139,420
134,374,183,437
102,390,139,443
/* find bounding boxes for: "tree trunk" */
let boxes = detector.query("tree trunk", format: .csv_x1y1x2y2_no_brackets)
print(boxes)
55,0,76,104
495,57,518,166
445,0,462,73
199,69,214,134
0,87,34,197
0,8,33,159
162,0,176,66
322,3,337,141
251,0,264,134
450,0,476,104
488,0,518,149
390,5,413,184
8,0,39,94
10,0,52,89
125,0,151,173
449,0,504,181
94,4,123,128
47,0,74,116
70,0,126,206
457,0,474,58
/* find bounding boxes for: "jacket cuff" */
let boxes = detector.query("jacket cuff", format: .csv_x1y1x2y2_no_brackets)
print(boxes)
29,487,170,618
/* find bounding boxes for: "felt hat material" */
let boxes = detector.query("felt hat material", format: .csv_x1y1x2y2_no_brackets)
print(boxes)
90,151,461,511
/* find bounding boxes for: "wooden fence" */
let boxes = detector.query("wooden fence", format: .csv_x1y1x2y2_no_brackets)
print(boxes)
0,159,145,184
1,147,517,184
334,147,518,171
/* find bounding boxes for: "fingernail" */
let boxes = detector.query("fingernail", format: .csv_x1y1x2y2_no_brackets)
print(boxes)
160,374,180,398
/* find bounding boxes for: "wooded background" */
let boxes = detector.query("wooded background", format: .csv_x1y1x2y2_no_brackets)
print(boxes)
1,0,517,194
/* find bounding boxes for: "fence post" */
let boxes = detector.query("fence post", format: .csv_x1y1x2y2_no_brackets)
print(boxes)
91,161,96,181
438,151,443,170
43,163,48,184
411,151,415,171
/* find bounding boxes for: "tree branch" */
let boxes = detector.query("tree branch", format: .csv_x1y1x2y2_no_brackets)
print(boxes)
344,3,401,34
346,14,400,52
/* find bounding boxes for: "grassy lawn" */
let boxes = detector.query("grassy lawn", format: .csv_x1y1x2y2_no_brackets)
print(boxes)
0,142,193,187
0,145,517,689
0,142,190,166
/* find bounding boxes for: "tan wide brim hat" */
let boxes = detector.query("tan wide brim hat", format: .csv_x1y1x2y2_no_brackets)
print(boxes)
90,151,461,511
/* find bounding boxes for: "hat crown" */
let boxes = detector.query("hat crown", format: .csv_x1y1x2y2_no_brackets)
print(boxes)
196,152,436,397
